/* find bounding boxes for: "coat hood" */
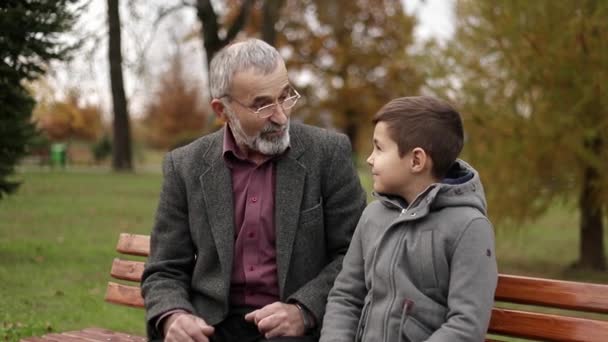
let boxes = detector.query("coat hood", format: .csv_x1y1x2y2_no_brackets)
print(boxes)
374,159,487,218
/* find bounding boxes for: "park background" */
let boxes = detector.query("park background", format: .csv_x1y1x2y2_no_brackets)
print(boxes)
1,0,607,341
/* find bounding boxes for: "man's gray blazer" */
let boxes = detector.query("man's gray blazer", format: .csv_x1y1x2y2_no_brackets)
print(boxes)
141,123,367,339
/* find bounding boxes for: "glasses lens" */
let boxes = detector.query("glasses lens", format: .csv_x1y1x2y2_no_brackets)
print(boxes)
282,95,299,109
258,105,276,118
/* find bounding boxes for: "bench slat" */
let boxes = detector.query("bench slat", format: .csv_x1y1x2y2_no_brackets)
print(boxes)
488,308,608,342
116,234,149,257
71,328,146,342
105,282,145,308
496,274,608,313
110,258,145,282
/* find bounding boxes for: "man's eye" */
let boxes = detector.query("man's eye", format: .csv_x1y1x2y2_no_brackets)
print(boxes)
254,102,271,110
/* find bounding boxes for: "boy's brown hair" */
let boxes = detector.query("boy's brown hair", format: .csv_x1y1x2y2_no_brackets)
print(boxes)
373,96,464,179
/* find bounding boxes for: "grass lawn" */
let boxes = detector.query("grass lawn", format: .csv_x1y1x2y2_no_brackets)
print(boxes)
1,168,607,341
0,170,159,340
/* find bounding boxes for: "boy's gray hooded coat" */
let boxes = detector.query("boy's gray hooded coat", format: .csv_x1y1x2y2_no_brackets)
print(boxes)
320,160,498,342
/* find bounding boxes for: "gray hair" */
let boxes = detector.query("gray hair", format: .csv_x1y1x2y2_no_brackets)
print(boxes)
209,38,284,99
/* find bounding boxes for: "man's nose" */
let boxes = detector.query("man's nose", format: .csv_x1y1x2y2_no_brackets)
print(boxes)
269,103,288,125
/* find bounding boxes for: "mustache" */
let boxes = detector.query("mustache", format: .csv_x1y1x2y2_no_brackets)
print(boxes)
261,122,287,134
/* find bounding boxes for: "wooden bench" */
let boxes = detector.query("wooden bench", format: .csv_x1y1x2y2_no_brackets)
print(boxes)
22,233,608,341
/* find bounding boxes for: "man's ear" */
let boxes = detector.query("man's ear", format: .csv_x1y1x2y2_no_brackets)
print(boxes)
410,147,429,174
211,99,228,122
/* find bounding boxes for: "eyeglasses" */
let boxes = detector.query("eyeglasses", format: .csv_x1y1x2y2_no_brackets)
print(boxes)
221,88,301,119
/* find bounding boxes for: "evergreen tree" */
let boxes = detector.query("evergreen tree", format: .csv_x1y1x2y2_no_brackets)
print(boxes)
0,0,79,198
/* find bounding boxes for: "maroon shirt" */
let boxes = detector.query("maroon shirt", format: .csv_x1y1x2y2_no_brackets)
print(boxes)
223,126,284,308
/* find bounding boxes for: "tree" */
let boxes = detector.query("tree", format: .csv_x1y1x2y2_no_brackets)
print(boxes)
108,0,132,171
0,0,78,198
33,89,104,142
428,1,608,270
142,46,209,150
196,0,254,65
274,0,423,154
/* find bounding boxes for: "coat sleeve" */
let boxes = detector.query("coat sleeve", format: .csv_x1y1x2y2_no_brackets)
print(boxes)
141,152,196,339
319,213,369,342
287,133,367,329
426,217,498,342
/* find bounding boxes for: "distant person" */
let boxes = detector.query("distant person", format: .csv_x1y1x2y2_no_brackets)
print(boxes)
141,38,366,342
320,96,498,342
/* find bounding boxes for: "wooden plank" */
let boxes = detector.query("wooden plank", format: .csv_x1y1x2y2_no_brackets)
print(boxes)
81,328,145,342
116,234,149,257
20,332,95,342
488,308,608,342
110,258,145,282
105,282,144,308
20,329,145,342
63,328,145,342
496,274,608,313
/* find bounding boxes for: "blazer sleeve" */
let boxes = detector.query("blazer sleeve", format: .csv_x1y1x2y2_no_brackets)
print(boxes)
141,152,196,339
319,213,369,342
427,217,498,342
287,133,367,328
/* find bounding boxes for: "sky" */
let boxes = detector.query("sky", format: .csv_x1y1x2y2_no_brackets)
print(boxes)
46,0,455,120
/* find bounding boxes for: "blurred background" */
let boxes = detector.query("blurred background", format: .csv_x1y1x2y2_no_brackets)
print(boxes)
1,0,607,340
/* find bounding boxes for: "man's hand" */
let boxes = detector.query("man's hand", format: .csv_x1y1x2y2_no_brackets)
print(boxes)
163,312,215,342
244,302,306,338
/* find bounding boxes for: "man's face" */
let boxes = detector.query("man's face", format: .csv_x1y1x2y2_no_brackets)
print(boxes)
223,62,293,156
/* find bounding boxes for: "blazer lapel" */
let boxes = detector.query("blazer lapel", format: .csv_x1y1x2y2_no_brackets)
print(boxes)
275,131,306,297
200,130,235,278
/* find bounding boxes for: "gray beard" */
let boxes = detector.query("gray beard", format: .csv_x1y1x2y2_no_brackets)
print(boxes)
227,112,290,156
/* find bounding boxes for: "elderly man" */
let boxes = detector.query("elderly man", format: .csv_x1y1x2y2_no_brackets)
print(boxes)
141,38,366,342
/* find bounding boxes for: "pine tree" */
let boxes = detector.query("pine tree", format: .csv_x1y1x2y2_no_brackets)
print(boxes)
0,0,78,198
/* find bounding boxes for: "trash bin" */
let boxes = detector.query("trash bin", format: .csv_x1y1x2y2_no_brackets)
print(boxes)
50,143,67,168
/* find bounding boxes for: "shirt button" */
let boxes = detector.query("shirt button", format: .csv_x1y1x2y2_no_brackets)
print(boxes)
248,232,255,238
249,266,255,271
251,197,258,203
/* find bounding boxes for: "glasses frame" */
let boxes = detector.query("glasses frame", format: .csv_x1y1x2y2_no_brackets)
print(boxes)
221,88,301,119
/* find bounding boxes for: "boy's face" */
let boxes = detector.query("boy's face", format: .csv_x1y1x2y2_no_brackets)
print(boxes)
366,121,415,197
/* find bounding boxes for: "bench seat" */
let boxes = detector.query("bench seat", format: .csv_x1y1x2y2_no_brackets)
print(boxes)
23,233,608,342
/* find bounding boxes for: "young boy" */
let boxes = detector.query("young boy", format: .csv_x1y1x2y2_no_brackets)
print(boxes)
320,96,498,342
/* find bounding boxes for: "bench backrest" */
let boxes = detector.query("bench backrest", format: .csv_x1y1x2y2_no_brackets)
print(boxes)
106,233,608,341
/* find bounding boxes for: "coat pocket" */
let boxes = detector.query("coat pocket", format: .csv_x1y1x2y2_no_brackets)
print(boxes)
355,296,371,342
399,300,432,342
299,198,323,227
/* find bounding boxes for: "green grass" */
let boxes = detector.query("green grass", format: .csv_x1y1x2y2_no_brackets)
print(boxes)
0,170,160,340
1,168,607,341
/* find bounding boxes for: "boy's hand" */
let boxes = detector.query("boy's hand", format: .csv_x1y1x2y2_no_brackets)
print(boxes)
163,312,215,342
244,302,306,338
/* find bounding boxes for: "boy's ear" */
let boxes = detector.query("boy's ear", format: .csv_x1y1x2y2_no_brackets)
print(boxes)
410,147,430,174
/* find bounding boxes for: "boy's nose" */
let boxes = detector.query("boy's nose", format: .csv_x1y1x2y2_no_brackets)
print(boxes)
366,155,373,166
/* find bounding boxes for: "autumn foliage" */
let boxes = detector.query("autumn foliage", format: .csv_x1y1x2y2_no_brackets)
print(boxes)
141,50,209,150
33,89,104,142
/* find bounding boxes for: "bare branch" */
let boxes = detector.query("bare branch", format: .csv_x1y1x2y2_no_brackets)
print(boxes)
225,0,255,43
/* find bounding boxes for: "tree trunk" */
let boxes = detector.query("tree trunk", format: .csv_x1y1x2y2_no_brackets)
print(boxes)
577,162,606,270
262,0,284,46
108,0,132,171
196,0,254,70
